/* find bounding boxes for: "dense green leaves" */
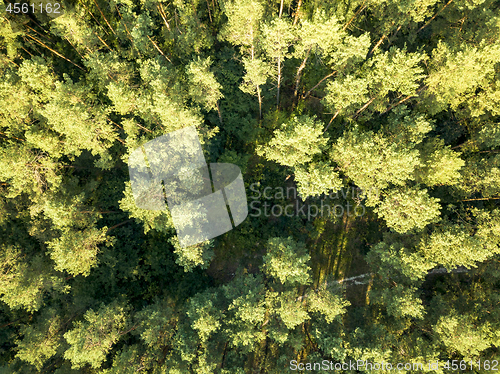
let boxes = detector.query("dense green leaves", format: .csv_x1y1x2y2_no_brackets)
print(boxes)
64,302,129,369
258,115,327,167
262,236,312,286
0,0,499,372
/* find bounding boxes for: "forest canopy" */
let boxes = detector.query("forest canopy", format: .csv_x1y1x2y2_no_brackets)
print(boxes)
0,0,499,372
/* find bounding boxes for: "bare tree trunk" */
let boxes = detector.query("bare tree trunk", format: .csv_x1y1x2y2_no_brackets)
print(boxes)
157,3,171,31
25,34,85,71
257,86,262,119
279,0,284,18
303,71,337,100
216,101,223,125
367,34,386,58
106,219,133,234
417,0,454,33
324,110,340,133
92,0,116,35
342,1,367,31
206,0,213,23
353,96,376,118
293,47,311,99
277,57,281,108
293,0,303,25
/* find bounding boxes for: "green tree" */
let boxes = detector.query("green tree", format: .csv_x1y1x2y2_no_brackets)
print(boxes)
64,302,129,369
262,237,311,286
260,17,295,107
1,0,500,371
258,115,328,168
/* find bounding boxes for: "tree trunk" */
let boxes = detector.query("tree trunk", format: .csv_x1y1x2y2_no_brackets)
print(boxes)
293,48,311,99
293,0,303,25
216,101,223,125
277,57,281,108
417,0,455,33
367,34,386,58
342,2,367,31
303,71,337,100
257,85,262,119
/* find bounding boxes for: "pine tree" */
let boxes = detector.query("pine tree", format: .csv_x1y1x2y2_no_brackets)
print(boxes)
64,302,129,369
260,17,294,107
258,115,328,167
1,0,499,370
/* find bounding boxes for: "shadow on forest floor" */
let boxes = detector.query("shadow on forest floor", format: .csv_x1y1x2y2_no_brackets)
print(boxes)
308,212,382,307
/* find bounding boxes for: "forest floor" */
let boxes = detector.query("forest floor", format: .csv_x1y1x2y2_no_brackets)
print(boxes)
307,211,382,306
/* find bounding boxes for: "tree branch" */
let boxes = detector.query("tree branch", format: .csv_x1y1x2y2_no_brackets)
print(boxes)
461,197,500,202
81,1,109,35
216,101,223,125
157,3,171,31
92,0,116,35
343,1,367,31
303,71,337,100
324,110,340,133
353,97,376,118
0,131,24,142
367,34,386,58
106,219,133,234
147,36,173,64
25,34,85,71
417,0,454,33
379,85,428,115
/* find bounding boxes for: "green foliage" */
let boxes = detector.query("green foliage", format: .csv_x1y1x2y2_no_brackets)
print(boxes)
46,226,108,276
415,139,465,186
375,186,441,233
64,302,129,369
323,47,426,117
434,313,493,358
367,0,441,31
260,17,295,104
15,308,61,370
371,285,425,319
1,0,500,371
367,47,427,111
295,11,370,69
118,182,176,234
186,290,223,343
186,57,223,111
173,239,214,272
331,128,420,199
219,0,265,49
384,105,435,145
294,161,343,198
424,41,500,116
419,217,500,270
367,235,434,282
239,57,270,97
273,290,310,330
258,115,328,167
306,284,350,323
222,274,266,351
323,75,370,116
0,245,63,312
262,237,312,286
